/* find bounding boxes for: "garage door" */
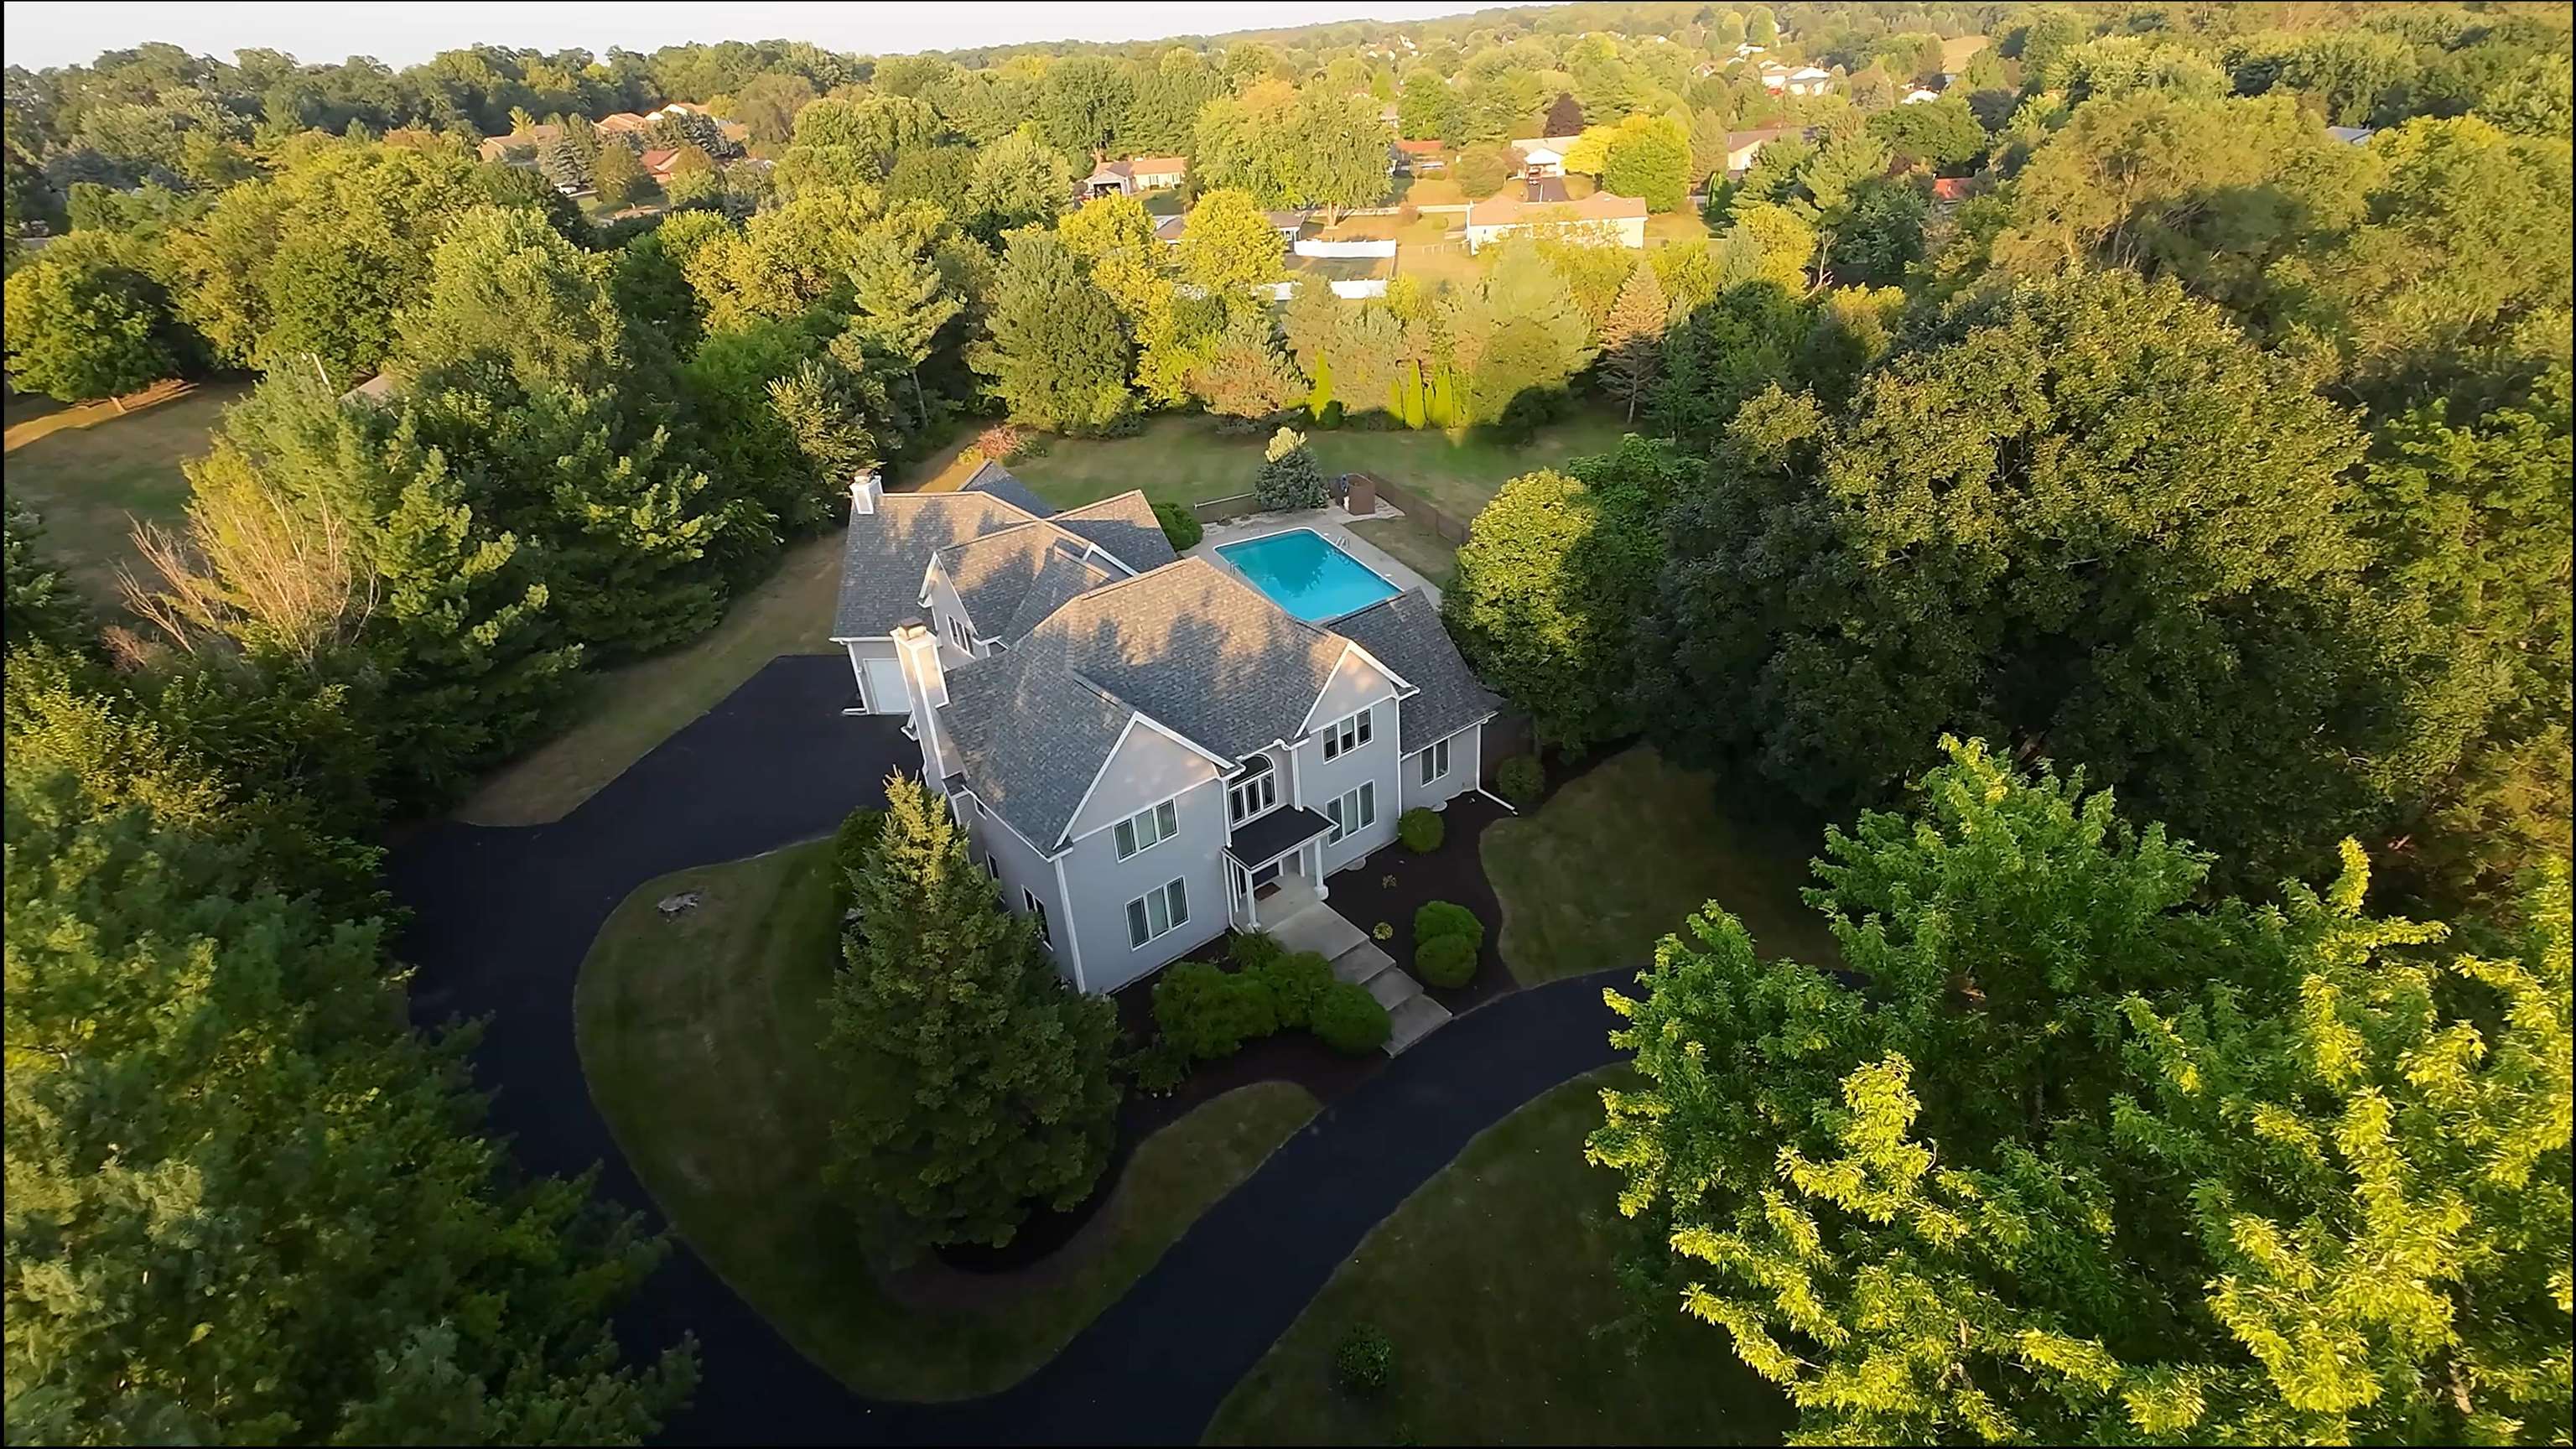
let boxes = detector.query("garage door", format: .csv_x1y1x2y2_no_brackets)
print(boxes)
863,657,909,715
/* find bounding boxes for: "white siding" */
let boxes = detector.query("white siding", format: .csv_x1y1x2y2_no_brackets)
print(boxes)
1057,776,1230,993
1398,720,1484,814
1063,721,1223,844
968,795,1075,982
1298,693,1400,877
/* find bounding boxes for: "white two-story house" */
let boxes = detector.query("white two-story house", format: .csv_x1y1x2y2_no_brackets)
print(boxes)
829,464,1500,994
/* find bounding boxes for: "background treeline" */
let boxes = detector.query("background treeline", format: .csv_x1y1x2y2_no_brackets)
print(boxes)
3,2,2569,1441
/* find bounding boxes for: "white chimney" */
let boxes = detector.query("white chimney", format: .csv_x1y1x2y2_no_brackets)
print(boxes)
893,622,958,783
850,467,883,516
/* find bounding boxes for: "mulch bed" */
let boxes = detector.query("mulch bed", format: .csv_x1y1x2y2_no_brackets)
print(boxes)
1319,790,1519,1018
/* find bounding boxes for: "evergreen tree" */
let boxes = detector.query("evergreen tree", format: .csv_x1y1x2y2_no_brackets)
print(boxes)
1591,736,2573,1447
842,227,963,424
3,501,91,653
969,228,1133,433
536,134,590,194
823,776,1121,1250
1597,260,1668,422
1254,426,1327,510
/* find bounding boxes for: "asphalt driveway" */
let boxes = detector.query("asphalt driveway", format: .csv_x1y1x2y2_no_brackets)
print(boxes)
387,653,1624,1444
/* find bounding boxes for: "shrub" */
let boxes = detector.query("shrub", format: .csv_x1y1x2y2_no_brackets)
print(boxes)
1334,1323,1395,1395
1311,981,1392,1056
1415,931,1478,989
1397,808,1445,853
1317,398,1345,429
830,806,887,921
1153,961,1280,1059
1373,920,1394,941
1228,931,1285,972
1152,500,1203,551
1256,950,1335,1029
975,422,1032,462
1495,754,1544,807
1413,900,1484,953
1125,1036,1192,1094
1254,427,1328,511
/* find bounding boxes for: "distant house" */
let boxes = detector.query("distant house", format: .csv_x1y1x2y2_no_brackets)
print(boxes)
648,101,707,121
477,123,558,164
638,148,682,179
1464,178,1647,252
1394,138,1446,173
1265,209,1312,242
1722,125,1809,179
1153,214,1188,247
1761,64,1834,96
1513,142,1566,179
2327,124,2375,144
595,112,653,138
1084,155,1187,197
1902,87,1942,104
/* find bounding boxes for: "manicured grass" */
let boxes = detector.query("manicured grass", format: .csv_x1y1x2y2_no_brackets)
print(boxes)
1346,515,1457,589
1,377,247,610
454,532,845,824
1481,746,1845,986
1011,412,1636,524
575,840,1322,1401
1204,1068,1791,1446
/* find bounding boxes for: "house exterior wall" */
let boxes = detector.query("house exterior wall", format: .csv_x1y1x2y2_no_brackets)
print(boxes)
1064,723,1223,842
1465,216,1644,252
922,564,982,661
1398,719,1485,814
1296,693,1400,877
966,794,1078,979
1056,776,1231,993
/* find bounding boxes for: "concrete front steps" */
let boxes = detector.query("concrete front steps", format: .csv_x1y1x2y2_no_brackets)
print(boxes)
1268,900,1452,1056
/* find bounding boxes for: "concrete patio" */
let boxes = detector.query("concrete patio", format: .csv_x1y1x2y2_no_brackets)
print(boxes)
1265,896,1452,1056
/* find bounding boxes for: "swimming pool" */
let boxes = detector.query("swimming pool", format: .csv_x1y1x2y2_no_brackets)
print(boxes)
1215,528,1400,622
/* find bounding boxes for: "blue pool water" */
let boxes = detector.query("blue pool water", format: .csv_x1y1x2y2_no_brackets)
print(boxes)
1216,529,1400,622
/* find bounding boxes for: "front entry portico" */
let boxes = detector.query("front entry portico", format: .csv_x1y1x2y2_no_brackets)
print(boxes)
1224,803,1334,932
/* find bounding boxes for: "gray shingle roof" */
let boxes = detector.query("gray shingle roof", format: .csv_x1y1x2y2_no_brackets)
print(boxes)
1000,547,1119,643
1054,492,1177,573
935,524,1072,640
939,558,1347,847
1330,589,1502,752
960,460,1058,519
830,492,1036,640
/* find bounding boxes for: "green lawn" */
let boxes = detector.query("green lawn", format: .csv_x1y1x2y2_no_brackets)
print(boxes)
1481,747,1846,986
1010,412,1637,523
2,378,247,610
1204,1069,1791,1446
1346,515,1457,588
575,840,1322,1400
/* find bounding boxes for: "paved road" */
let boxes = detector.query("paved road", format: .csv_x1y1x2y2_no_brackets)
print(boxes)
387,655,1624,1445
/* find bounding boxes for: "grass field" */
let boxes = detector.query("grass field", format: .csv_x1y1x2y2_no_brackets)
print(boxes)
1345,515,1457,588
1203,1068,1792,1446
575,840,1323,1401
2,378,247,610
1480,747,1846,986
1008,412,1635,523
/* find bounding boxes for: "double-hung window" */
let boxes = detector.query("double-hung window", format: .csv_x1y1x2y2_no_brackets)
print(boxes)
1324,782,1377,844
1319,708,1373,760
946,616,974,653
1228,756,1277,824
1125,878,1190,948
1114,799,1179,860
1418,736,1451,785
1022,889,1051,946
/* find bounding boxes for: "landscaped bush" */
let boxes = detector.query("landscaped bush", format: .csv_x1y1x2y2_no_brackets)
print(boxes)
1397,807,1445,853
1413,900,1484,953
1334,1322,1395,1395
1415,931,1478,989
1311,981,1392,1056
1228,930,1285,972
1255,950,1335,1028
1254,427,1328,511
830,806,887,921
1124,1036,1192,1095
1495,754,1545,807
1149,500,1202,553
1152,961,1280,1060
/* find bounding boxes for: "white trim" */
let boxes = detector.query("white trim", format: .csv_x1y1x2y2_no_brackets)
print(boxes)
1052,712,1230,851
1111,796,1181,860
960,785,1068,863
1292,642,1412,736
1049,850,1087,990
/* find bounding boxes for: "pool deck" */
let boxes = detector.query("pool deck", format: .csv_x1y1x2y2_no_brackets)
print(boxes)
1190,503,1444,610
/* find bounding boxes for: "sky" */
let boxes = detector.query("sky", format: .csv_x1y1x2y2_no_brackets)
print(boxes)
1,1,1516,70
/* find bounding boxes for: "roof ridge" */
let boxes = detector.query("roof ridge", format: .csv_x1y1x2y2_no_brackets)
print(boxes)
1055,489,1154,518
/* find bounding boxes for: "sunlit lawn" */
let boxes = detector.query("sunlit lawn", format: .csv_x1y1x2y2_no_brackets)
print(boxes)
2,378,248,610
